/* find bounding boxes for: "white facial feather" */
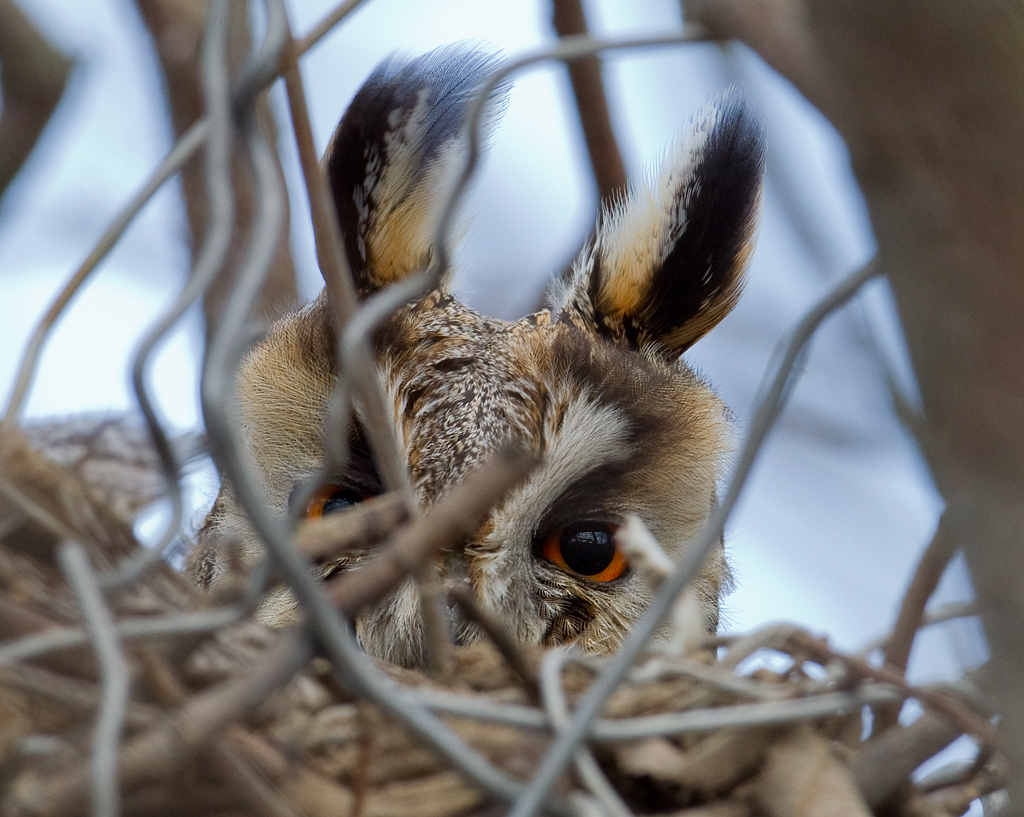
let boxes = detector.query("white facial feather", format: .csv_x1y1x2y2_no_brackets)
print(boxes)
472,397,631,606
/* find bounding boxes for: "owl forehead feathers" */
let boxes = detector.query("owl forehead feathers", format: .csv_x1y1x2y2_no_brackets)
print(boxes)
198,42,765,667
236,290,727,508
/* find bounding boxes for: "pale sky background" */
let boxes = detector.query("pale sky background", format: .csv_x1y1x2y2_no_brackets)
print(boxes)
0,0,985,707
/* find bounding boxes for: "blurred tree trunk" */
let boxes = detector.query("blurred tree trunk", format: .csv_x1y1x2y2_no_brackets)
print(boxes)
0,0,73,206
133,0,298,341
549,0,627,204
682,0,1024,808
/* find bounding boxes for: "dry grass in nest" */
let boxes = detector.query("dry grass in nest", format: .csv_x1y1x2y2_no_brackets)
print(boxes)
0,420,1004,817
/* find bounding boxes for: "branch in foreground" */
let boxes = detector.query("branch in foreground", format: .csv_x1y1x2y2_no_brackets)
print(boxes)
449,582,541,700
294,491,410,564
326,448,539,617
132,0,298,338
875,513,956,734
788,630,999,750
850,709,963,809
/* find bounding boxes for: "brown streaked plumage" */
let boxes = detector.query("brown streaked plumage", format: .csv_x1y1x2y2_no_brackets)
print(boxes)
192,43,766,668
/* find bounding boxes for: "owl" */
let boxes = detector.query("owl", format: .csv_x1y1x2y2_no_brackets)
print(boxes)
195,43,766,668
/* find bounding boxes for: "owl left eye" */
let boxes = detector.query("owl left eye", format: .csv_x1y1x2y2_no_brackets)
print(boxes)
305,485,365,519
541,521,628,582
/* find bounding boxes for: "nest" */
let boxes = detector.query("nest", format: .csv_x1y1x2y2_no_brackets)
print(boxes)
0,420,1005,817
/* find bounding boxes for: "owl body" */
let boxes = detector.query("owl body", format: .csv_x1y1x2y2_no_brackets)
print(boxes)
198,44,766,668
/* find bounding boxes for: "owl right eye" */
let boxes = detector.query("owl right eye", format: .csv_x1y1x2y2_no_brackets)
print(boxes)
540,521,629,582
305,485,365,519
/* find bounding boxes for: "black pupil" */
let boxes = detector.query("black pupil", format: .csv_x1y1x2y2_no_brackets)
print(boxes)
559,522,617,576
322,489,362,515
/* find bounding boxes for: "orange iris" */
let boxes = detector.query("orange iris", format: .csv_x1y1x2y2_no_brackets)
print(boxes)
305,485,364,519
541,522,628,582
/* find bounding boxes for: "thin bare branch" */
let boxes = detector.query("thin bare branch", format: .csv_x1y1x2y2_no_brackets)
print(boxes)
874,514,956,734
409,678,901,741
858,601,978,658
617,514,706,656
294,492,410,563
550,0,628,201
297,0,373,54
591,686,901,742
327,449,538,617
850,711,962,809
0,607,244,666
133,0,299,339
449,583,541,701
787,630,1000,750
882,515,957,676
539,648,632,817
58,543,130,817
278,7,417,506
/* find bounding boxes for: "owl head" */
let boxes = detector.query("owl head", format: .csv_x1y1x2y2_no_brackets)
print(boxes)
196,43,766,668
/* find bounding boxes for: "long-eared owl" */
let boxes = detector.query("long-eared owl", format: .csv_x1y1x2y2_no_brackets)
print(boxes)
195,43,766,668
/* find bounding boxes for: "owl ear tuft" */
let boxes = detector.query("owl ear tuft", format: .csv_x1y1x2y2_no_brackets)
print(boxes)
324,43,510,298
554,92,766,357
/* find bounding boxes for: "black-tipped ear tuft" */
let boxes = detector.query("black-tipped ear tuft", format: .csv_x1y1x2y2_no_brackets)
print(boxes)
324,43,510,297
554,91,766,357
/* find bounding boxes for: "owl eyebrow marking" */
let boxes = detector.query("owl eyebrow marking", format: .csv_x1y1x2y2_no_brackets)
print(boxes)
355,421,386,481
487,396,632,549
539,398,630,490
533,457,633,543
336,421,385,496
289,420,384,512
